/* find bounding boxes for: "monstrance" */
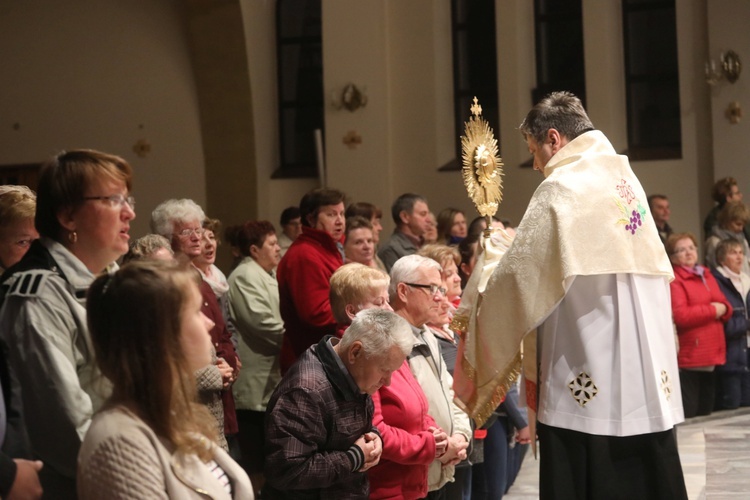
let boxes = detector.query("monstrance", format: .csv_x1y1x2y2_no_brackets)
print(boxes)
461,97,504,236
450,97,508,336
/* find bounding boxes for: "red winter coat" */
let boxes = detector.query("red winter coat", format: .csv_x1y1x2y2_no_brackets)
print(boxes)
200,280,238,435
368,361,438,500
670,265,732,368
277,226,343,373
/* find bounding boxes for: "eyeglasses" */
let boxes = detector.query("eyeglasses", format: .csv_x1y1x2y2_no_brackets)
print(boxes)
404,283,447,297
672,245,696,255
175,228,205,238
82,194,135,209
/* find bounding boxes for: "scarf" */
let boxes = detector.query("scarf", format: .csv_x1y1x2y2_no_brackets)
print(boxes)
199,264,229,298
718,265,750,309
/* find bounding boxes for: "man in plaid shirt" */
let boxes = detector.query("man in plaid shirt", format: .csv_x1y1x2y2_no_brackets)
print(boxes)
263,309,413,499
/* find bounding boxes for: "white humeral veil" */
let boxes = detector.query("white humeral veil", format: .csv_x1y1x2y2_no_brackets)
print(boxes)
453,131,682,434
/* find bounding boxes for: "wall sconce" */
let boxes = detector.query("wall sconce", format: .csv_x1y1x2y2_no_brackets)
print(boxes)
726,101,742,124
706,50,742,86
331,83,368,112
342,130,363,149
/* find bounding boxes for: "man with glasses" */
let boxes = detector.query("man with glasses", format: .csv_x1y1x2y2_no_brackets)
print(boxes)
389,255,470,499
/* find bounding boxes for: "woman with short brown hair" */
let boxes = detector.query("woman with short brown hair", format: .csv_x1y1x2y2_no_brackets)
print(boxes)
227,220,283,492
0,149,135,497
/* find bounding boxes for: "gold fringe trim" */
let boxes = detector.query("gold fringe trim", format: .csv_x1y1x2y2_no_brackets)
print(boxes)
450,314,469,334
458,350,522,427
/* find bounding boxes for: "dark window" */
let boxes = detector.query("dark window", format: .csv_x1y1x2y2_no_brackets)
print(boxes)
622,0,681,160
532,0,586,106
275,0,323,178
447,0,499,171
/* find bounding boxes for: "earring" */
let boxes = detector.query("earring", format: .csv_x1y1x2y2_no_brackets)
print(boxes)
68,231,78,244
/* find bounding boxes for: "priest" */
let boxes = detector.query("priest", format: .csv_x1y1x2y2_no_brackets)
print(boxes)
454,92,687,499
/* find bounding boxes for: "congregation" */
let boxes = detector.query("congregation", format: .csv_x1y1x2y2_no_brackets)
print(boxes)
0,159,529,500
0,92,749,500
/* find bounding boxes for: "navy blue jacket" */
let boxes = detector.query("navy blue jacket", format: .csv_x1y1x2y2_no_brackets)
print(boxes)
712,269,750,373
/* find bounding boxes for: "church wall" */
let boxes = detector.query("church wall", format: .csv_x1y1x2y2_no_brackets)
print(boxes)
323,0,476,235
494,0,547,227
708,0,750,203
0,0,206,240
240,0,317,227
0,0,726,257
321,0,394,224
496,0,710,241
583,0,710,242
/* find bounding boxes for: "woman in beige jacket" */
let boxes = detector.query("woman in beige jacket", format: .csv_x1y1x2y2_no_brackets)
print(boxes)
77,260,253,499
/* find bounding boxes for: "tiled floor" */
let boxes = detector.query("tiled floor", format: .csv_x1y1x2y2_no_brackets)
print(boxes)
504,408,750,499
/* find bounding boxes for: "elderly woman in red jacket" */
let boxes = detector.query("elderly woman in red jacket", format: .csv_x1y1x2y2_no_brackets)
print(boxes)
667,233,732,418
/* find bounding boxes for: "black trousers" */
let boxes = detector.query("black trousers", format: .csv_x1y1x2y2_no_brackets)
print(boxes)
537,423,687,500
680,369,715,418
236,409,266,474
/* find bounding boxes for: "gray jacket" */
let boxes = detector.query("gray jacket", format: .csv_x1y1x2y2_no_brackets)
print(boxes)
228,257,284,411
0,238,110,498
406,325,471,491
378,231,419,272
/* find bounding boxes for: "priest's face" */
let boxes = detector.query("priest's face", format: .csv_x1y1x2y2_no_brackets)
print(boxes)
526,136,554,173
526,129,567,174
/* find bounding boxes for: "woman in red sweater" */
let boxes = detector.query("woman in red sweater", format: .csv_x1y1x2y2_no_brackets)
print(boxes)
277,188,346,373
368,362,448,499
668,233,732,417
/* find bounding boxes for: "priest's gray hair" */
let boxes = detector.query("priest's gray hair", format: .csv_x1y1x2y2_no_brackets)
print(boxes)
339,308,413,358
388,254,442,302
150,199,206,238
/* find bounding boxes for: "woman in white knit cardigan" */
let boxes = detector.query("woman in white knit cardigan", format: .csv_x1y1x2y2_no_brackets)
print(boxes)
77,260,253,499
